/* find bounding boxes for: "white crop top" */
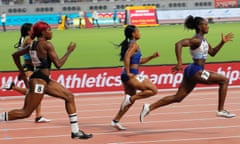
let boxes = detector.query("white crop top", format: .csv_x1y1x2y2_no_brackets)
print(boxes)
190,39,209,60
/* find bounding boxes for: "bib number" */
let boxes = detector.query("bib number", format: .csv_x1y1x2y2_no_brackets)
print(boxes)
136,74,145,82
201,70,210,80
34,84,44,94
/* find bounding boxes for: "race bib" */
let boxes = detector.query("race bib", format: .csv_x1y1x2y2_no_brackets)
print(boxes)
136,74,145,82
201,70,210,80
34,84,45,94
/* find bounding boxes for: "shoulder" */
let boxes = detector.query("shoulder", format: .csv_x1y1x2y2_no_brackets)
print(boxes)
191,37,201,44
129,40,138,50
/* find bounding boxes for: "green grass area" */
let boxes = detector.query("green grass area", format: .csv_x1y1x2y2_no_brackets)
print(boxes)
0,22,239,71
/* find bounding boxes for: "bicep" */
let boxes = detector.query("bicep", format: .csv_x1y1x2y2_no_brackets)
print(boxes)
177,38,201,48
46,43,59,63
176,38,195,47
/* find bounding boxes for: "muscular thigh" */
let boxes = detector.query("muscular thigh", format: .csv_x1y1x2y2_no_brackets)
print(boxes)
175,76,196,99
28,79,47,96
45,80,72,99
127,75,156,91
23,79,46,110
192,70,227,84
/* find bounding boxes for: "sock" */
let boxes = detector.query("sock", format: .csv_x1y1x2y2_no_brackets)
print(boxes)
0,112,8,121
69,113,80,133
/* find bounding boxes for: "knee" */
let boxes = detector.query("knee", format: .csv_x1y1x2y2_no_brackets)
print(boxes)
24,113,32,118
152,88,158,96
224,77,229,84
65,94,75,102
21,110,33,118
219,77,229,85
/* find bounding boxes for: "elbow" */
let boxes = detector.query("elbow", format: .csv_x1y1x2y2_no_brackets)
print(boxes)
209,54,215,57
12,53,17,61
55,65,61,69
208,51,216,57
175,43,178,47
54,61,63,69
54,63,61,69
175,42,180,47
12,52,16,58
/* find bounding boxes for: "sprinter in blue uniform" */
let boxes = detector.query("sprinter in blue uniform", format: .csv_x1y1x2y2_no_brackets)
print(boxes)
111,25,160,130
140,15,236,123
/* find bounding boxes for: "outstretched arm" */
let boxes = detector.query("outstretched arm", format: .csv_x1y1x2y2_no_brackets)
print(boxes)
140,52,159,64
47,42,76,69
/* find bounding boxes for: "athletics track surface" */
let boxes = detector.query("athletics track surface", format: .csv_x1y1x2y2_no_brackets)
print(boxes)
0,88,240,144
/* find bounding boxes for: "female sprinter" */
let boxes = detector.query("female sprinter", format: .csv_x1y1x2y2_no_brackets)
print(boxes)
2,23,50,123
111,25,159,130
0,21,92,139
140,15,235,123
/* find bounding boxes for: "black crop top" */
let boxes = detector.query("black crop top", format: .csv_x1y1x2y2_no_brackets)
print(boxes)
29,41,52,69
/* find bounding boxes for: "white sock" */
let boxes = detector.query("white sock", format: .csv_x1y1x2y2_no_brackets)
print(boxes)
0,112,8,121
69,113,80,133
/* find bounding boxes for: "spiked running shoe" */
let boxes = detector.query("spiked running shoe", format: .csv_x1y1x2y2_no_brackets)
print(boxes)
140,104,150,123
71,130,93,139
216,110,236,118
111,120,126,130
35,116,51,123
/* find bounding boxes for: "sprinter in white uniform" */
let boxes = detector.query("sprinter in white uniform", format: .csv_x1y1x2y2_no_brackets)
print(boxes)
140,15,236,122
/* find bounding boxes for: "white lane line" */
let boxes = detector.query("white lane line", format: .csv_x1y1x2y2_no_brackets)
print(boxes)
1,116,240,131
1,125,240,141
107,135,240,144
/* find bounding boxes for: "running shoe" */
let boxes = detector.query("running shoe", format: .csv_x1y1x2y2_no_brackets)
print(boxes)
216,110,236,118
140,104,150,123
2,82,14,90
35,116,51,123
120,94,132,110
71,130,93,139
111,120,126,130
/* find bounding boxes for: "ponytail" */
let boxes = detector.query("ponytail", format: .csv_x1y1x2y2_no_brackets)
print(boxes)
184,15,204,33
14,23,32,49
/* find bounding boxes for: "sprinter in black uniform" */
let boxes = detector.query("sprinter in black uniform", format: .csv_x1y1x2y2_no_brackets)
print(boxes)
2,23,50,123
0,21,92,140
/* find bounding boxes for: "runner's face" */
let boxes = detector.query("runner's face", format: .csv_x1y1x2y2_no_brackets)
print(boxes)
43,27,52,40
199,20,209,34
133,28,140,40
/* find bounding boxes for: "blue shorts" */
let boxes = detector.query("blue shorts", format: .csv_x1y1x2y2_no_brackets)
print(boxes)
121,68,139,82
184,63,204,78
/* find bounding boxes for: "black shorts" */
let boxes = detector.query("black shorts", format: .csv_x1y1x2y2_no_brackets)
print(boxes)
30,70,50,84
23,64,34,71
